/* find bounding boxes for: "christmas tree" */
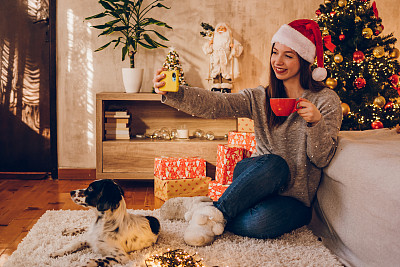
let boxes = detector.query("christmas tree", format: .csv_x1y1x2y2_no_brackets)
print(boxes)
315,0,400,130
162,48,189,86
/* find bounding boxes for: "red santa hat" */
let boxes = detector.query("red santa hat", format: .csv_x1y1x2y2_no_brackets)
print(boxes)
271,19,327,81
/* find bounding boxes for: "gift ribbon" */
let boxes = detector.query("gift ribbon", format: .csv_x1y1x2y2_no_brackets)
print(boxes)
323,35,336,52
372,1,379,18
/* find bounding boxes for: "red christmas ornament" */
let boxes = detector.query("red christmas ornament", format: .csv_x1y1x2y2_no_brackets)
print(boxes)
384,101,394,109
316,9,322,16
389,74,399,86
374,30,380,36
354,77,366,89
353,50,365,63
339,34,345,41
371,120,384,129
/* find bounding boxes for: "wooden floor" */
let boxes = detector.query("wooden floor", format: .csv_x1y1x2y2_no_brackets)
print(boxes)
0,178,163,265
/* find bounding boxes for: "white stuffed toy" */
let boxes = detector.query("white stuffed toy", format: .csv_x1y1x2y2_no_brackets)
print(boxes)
160,196,213,220
183,205,226,247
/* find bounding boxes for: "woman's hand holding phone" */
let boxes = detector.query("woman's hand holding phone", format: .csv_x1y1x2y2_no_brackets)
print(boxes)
153,68,167,95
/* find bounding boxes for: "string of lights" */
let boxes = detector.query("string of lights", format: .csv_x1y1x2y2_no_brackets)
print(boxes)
145,249,206,267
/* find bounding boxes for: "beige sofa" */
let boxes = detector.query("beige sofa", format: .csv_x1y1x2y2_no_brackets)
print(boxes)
309,129,400,267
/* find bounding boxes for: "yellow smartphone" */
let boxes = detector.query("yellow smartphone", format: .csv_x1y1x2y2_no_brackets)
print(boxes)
159,70,180,92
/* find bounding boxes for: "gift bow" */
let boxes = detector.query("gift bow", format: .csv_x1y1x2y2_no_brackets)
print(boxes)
323,35,336,52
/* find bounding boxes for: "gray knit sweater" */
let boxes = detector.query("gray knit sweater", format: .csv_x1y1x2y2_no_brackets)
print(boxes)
162,85,342,207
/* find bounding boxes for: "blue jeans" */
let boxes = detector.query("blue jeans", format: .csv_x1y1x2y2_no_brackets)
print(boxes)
214,154,311,239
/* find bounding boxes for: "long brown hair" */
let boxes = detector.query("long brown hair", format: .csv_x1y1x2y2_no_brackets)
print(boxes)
265,44,326,129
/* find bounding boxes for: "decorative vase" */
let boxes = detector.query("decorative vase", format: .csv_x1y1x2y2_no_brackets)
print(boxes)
122,68,143,93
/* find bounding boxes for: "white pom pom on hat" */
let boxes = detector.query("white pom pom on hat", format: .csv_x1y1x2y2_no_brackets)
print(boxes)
312,67,327,81
271,19,327,81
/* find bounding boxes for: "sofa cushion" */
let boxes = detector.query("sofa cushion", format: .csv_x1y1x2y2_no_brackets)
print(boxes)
310,129,400,267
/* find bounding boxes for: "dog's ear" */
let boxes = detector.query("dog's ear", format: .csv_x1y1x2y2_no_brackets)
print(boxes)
96,180,123,211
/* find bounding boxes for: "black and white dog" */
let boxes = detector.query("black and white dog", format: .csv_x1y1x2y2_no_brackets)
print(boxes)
50,179,160,266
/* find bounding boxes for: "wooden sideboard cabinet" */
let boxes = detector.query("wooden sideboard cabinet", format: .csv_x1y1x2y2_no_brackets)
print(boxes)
96,92,237,180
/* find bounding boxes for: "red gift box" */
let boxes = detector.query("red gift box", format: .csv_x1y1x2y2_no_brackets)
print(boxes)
154,157,206,180
208,180,229,201
228,132,256,157
238,118,254,133
215,144,245,184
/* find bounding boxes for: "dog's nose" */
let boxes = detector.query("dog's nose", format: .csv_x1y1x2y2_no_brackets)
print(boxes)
70,190,75,196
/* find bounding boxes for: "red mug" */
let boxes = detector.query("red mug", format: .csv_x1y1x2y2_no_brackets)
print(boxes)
270,98,301,116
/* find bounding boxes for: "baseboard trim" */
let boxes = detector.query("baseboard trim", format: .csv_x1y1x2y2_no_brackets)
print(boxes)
58,169,96,180
0,172,49,180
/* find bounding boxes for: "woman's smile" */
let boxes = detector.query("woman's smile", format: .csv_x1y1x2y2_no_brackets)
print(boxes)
274,66,287,74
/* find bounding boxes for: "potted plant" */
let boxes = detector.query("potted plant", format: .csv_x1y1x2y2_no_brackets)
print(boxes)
86,0,172,93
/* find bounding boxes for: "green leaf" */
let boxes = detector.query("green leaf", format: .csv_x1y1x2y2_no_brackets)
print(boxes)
138,40,156,49
151,30,169,41
141,18,172,29
114,37,122,48
142,34,167,48
122,45,129,61
98,27,115,36
113,26,130,32
92,24,109,29
143,34,158,48
135,0,144,8
105,19,120,26
85,12,107,20
153,3,170,10
99,0,114,11
94,41,114,52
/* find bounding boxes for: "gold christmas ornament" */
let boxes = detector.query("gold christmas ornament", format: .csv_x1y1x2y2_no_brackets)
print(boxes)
322,29,329,37
341,103,350,116
334,54,344,63
373,96,386,108
362,28,373,39
326,77,338,89
389,48,400,59
373,46,385,58
338,0,347,7
355,16,361,23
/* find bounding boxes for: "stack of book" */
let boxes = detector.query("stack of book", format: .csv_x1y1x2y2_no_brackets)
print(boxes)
104,110,130,140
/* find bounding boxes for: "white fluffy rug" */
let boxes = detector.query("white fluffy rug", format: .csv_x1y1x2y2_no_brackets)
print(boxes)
5,209,342,267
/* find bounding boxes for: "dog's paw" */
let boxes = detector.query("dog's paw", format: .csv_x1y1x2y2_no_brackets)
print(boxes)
49,250,65,258
83,259,99,267
84,257,120,267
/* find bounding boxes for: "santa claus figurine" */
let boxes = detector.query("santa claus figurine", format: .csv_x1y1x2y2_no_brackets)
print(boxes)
202,23,243,93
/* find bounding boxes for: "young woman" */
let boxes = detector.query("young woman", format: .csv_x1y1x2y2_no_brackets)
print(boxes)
153,19,342,246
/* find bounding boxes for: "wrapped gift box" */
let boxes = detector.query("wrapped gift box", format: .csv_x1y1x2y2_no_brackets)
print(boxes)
238,118,254,133
228,132,256,157
154,176,211,201
215,144,245,184
154,157,206,180
208,180,230,201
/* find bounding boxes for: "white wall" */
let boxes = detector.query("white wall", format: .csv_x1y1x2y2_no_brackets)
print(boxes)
57,0,400,169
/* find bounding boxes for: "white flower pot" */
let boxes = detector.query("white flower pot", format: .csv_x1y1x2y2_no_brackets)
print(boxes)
122,68,143,93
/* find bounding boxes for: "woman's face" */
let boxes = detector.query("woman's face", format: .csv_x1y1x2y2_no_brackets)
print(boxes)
270,43,301,83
